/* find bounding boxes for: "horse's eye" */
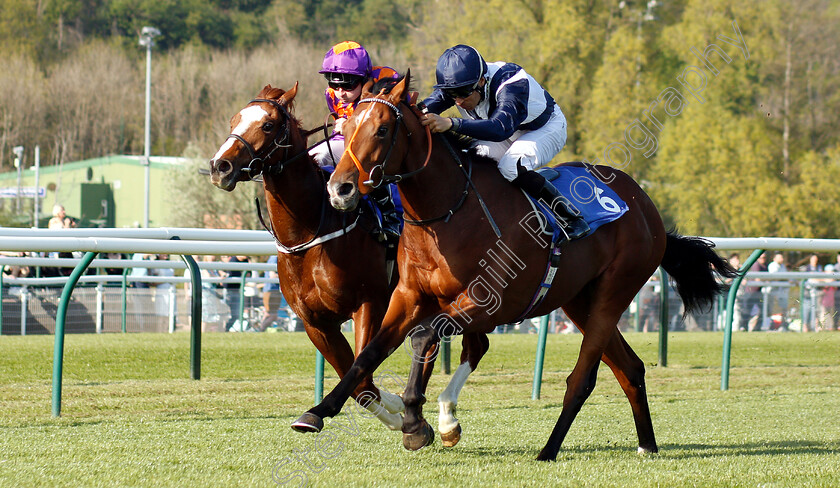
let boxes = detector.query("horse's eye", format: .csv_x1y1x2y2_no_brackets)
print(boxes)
262,122,274,132
376,125,388,137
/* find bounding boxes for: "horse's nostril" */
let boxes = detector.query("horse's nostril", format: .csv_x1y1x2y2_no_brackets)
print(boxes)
216,159,232,174
338,182,355,197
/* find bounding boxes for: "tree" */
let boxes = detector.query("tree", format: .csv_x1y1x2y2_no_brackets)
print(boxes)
650,102,784,237
0,55,48,171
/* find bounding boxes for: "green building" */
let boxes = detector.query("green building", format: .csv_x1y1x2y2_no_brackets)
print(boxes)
0,155,187,228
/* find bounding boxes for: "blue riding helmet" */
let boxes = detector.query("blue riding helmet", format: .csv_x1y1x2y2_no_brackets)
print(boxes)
433,44,487,90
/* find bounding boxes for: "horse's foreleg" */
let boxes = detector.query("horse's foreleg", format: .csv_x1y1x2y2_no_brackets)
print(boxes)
298,323,399,430
352,303,405,427
292,293,422,434
602,330,658,454
401,319,439,451
437,332,489,447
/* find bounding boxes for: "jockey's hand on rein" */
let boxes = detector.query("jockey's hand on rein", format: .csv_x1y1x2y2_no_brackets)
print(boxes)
421,113,453,133
334,118,345,135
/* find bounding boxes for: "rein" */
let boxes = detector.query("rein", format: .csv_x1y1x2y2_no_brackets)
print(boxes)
347,96,500,236
228,98,292,177
228,98,357,253
227,99,334,179
344,98,433,188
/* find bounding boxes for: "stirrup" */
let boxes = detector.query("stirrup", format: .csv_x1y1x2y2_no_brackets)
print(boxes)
536,183,590,241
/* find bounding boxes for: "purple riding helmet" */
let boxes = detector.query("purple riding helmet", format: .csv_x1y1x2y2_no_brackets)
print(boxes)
319,41,372,84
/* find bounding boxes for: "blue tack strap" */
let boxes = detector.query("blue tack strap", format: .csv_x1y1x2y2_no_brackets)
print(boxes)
513,239,562,324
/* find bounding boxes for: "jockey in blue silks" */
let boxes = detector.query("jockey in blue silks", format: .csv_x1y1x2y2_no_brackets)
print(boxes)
421,44,590,240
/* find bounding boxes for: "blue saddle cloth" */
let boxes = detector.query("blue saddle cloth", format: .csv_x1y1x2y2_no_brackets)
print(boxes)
533,165,628,235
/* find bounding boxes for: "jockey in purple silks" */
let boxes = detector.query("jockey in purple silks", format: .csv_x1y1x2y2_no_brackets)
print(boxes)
309,40,402,239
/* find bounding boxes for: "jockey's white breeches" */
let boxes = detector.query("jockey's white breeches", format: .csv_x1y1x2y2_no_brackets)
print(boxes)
472,105,567,181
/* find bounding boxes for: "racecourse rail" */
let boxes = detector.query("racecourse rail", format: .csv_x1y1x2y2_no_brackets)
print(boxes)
2,228,840,416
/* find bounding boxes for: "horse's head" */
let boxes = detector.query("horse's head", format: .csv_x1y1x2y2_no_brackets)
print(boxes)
327,72,413,211
209,83,299,191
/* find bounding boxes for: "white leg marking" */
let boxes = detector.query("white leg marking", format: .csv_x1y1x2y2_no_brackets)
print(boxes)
378,390,405,414
438,362,473,434
361,399,403,431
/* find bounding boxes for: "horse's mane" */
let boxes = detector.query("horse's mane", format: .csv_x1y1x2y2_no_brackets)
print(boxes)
368,75,411,97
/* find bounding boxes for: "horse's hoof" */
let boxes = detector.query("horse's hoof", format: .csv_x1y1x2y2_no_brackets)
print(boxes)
638,445,658,454
402,422,435,451
291,412,324,433
535,449,557,462
440,424,462,447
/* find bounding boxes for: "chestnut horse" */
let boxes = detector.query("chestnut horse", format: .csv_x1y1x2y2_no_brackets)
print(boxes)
292,74,737,460
208,83,411,428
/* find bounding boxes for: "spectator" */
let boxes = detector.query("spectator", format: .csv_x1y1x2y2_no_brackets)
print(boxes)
220,255,249,332
801,254,822,332
48,204,75,230
766,253,789,330
184,255,224,331
744,252,768,331
640,275,661,333
727,253,742,331
48,204,76,274
818,264,836,331
129,253,152,330
260,255,282,331
153,254,176,330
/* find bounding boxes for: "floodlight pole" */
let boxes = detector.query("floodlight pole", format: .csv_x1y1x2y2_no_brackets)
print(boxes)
139,27,160,228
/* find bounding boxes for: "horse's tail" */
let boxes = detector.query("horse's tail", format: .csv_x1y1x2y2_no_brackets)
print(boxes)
660,231,738,316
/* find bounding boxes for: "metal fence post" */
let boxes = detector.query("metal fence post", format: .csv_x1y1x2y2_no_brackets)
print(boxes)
168,285,176,333
95,283,104,334
531,315,550,400
20,285,28,336
721,248,764,391
121,270,128,333
52,251,98,417
174,239,202,380
658,268,669,367
314,351,325,404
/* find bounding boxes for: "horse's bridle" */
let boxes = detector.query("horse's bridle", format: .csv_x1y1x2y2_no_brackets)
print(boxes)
346,95,501,236
222,98,296,179
344,97,432,188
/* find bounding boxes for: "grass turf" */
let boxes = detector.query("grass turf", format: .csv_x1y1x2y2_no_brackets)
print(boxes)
1,331,839,487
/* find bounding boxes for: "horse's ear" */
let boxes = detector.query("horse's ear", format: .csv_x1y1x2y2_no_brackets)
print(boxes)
362,79,375,97
257,84,274,98
280,82,298,104
390,69,410,102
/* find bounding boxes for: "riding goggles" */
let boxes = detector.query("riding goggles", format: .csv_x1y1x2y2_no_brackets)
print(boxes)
443,83,478,100
325,73,363,91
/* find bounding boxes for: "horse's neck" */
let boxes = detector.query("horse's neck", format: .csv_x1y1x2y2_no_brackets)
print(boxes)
262,141,326,240
397,133,469,221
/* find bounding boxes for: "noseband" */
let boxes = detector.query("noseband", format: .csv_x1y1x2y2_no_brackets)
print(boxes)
345,97,432,188
224,98,293,179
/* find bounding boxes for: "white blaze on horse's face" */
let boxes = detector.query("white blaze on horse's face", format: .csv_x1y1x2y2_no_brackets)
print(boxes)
212,105,269,162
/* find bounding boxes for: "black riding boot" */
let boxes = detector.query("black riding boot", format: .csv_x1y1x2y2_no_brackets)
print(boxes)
369,186,402,240
512,169,590,240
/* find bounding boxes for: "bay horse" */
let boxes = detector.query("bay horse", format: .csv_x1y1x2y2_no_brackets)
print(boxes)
207,83,411,428
292,74,737,461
